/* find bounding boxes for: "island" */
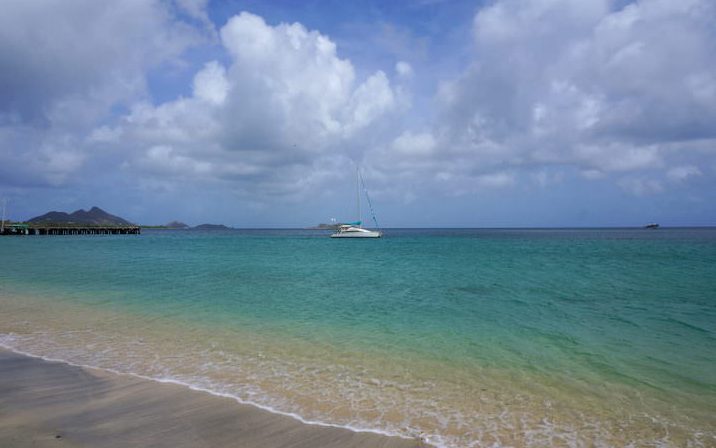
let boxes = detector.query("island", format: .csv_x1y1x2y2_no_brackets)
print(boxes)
2,206,140,236
192,223,232,230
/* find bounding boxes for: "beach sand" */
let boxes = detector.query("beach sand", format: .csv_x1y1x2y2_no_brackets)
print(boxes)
0,349,424,448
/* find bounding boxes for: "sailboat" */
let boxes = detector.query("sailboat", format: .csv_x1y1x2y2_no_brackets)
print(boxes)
331,166,382,238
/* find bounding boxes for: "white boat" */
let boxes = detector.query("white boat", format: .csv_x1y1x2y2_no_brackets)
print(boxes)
331,224,382,238
331,167,382,238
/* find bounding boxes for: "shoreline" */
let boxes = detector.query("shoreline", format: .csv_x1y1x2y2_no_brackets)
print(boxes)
0,347,426,448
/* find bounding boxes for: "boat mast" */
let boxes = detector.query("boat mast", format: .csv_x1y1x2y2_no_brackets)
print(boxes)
0,199,6,233
356,165,361,228
358,169,381,232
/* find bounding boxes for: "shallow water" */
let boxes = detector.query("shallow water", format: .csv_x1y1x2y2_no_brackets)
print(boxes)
1,228,715,447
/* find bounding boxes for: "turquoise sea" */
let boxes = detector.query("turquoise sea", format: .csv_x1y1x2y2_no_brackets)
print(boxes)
1,228,715,447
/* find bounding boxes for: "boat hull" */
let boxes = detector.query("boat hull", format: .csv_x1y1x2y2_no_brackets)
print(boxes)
330,231,382,238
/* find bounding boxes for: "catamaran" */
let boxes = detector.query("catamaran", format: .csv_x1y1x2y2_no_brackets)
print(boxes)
331,167,382,238
331,222,382,238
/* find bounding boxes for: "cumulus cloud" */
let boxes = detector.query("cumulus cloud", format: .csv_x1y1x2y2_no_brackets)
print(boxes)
617,177,663,196
175,0,215,34
392,131,435,156
103,11,401,197
397,0,716,195
0,0,206,187
220,13,397,145
193,62,229,105
396,61,414,79
0,0,201,127
666,165,702,183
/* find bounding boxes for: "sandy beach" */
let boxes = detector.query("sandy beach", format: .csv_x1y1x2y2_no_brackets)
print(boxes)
0,348,423,448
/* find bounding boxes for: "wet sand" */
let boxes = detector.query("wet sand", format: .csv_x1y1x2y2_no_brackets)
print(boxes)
0,349,424,448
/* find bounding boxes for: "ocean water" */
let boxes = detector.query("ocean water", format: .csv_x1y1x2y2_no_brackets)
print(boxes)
1,228,714,447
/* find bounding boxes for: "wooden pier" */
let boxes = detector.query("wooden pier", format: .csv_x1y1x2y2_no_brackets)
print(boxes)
1,223,140,236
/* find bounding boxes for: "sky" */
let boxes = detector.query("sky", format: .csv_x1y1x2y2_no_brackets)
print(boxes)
1,0,715,227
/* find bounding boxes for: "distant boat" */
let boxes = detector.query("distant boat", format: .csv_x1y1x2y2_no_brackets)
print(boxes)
331,166,382,238
644,223,660,229
331,222,382,238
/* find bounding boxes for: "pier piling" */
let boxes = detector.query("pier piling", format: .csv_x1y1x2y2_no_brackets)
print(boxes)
1,225,140,236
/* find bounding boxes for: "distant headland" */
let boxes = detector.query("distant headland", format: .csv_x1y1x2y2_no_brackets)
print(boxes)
2,206,139,236
306,222,343,230
28,206,135,226
142,222,232,230
1,206,237,236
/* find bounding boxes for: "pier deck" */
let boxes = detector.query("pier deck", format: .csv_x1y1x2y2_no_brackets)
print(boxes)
1,224,140,236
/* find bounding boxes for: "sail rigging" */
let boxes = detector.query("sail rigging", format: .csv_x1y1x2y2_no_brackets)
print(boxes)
358,168,380,231
330,164,382,238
